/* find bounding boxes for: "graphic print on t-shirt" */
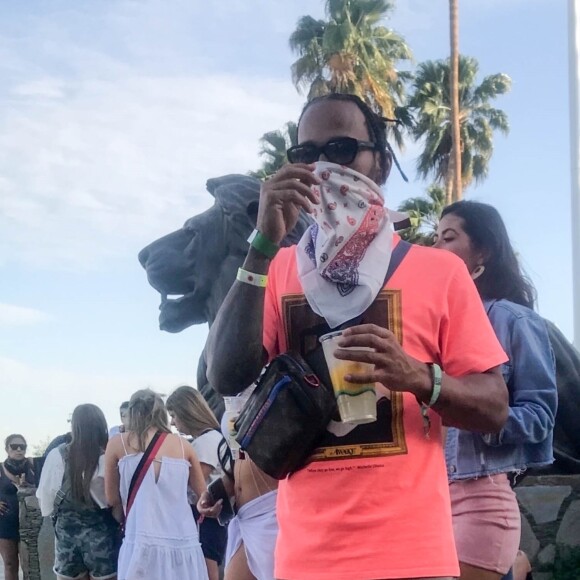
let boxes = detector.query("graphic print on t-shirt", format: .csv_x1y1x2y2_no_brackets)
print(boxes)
282,289,407,462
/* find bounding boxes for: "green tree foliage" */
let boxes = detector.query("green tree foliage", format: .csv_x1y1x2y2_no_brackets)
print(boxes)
250,122,298,180
397,184,445,246
408,55,511,192
289,0,413,147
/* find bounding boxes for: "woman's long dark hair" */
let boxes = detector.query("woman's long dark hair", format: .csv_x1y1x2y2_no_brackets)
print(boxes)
441,201,536,309
68,404,108,505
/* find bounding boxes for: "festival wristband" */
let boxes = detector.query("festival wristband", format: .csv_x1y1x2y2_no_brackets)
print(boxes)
236,267,268,288
419,363,442,437
247,229,279,259
427,363,442,407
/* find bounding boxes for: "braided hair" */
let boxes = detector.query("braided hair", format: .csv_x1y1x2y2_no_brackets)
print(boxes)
297,93,404,185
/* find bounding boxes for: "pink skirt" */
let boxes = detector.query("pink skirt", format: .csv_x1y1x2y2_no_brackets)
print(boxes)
449,473,521,574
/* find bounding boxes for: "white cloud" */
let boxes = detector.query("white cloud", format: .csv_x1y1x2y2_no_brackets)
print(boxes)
0,303,52,325
0,72,303,270
0,0,307,271
11,79,67,99
1,356,193,448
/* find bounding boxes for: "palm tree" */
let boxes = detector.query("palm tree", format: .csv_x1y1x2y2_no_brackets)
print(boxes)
289,0,413,148
449,0,462,203
408,55,511,196
249,122,298,180
398,184,445,246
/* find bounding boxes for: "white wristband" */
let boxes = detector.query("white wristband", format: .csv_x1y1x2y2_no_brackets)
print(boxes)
236,267,268,288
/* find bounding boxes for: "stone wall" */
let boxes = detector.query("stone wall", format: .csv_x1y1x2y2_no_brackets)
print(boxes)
17,489,55,580
516,475,580,579
17,488,41,580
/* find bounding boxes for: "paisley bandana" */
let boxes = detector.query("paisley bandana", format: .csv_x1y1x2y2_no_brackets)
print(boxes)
296,162,403,328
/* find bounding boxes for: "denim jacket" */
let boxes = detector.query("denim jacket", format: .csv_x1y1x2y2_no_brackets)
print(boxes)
446,299,558,480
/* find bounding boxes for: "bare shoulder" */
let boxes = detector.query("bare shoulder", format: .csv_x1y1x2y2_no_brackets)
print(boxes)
163,432,189,453
105,433,124,457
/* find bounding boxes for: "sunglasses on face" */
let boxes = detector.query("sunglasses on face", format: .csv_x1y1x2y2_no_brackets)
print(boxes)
9,444,26,451
287,137,377,165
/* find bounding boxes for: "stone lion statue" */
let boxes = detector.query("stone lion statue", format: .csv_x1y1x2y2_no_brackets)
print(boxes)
138,174,311,418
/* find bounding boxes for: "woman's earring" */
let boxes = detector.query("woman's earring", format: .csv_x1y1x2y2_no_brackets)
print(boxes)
471,265,485,280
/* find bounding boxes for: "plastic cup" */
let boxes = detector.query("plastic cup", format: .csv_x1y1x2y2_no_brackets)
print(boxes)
320,330,377,425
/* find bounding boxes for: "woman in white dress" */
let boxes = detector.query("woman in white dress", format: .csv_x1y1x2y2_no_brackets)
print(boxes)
105,389,208,580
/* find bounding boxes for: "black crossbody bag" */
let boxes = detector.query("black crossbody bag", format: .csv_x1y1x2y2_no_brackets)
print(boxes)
234,240,412,479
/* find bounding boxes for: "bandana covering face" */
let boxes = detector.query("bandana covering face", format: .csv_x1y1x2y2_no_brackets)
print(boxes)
296,161,396,328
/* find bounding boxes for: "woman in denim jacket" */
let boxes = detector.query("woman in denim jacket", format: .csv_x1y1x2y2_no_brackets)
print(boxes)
434,201,557,580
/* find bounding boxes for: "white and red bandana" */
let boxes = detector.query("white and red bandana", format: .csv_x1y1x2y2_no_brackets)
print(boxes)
296,161,402,328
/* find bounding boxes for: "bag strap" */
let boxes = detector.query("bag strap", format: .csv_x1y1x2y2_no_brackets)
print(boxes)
383,239,412,286
334,240,413,332
125,432,167,519
52,444,70,516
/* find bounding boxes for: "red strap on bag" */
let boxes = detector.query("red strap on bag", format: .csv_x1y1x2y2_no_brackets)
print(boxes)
125,432,168,520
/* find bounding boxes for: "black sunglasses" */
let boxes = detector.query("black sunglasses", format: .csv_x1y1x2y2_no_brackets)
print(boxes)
9,443,26,451
287,137,377,165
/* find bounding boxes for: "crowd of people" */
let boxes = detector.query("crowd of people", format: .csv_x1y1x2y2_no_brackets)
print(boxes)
0,92,567,580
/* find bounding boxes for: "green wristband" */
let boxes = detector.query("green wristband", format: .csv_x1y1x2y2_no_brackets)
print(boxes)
247,229,279,259
419,363,442,438
427,363,442,407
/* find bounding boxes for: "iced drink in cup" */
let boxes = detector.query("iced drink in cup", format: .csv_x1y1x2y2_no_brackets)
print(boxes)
320,330,377,425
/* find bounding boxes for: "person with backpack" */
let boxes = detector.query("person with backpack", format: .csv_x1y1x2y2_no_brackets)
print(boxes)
434,201,558,580
166,386,231,580
37,404,119,580
104,389,208,580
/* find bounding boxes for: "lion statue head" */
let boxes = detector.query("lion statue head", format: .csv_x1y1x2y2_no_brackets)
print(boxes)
138,174,311,417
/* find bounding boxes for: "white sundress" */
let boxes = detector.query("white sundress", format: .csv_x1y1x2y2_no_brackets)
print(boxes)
117,437,209,580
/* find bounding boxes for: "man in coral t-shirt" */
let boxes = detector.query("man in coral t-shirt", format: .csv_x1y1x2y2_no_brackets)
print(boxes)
206,94,508,580
263,236,507,579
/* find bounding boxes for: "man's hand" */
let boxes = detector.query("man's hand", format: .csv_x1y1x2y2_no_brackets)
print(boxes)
256,164,320,244
335,324,432,400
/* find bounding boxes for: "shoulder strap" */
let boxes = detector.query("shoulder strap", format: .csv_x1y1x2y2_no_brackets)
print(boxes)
52,444,70,515
120,434,129,456
383,240,412,286
334,240,413,333
125,432,168,519
214,428,234,479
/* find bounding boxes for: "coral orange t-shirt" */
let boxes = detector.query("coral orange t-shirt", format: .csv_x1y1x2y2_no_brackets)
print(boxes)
262,235,507,580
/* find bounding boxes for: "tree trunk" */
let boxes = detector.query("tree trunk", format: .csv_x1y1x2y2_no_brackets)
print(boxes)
449,0,462,202
445,157,454,206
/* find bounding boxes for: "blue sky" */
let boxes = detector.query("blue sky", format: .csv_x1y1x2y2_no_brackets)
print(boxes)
0,0,573,448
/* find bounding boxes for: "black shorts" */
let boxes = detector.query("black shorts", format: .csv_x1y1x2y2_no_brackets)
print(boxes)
192,506,228,564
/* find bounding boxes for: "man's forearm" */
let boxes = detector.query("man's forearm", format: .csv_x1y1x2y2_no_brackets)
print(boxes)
206,248,271,395
424,368,509,433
